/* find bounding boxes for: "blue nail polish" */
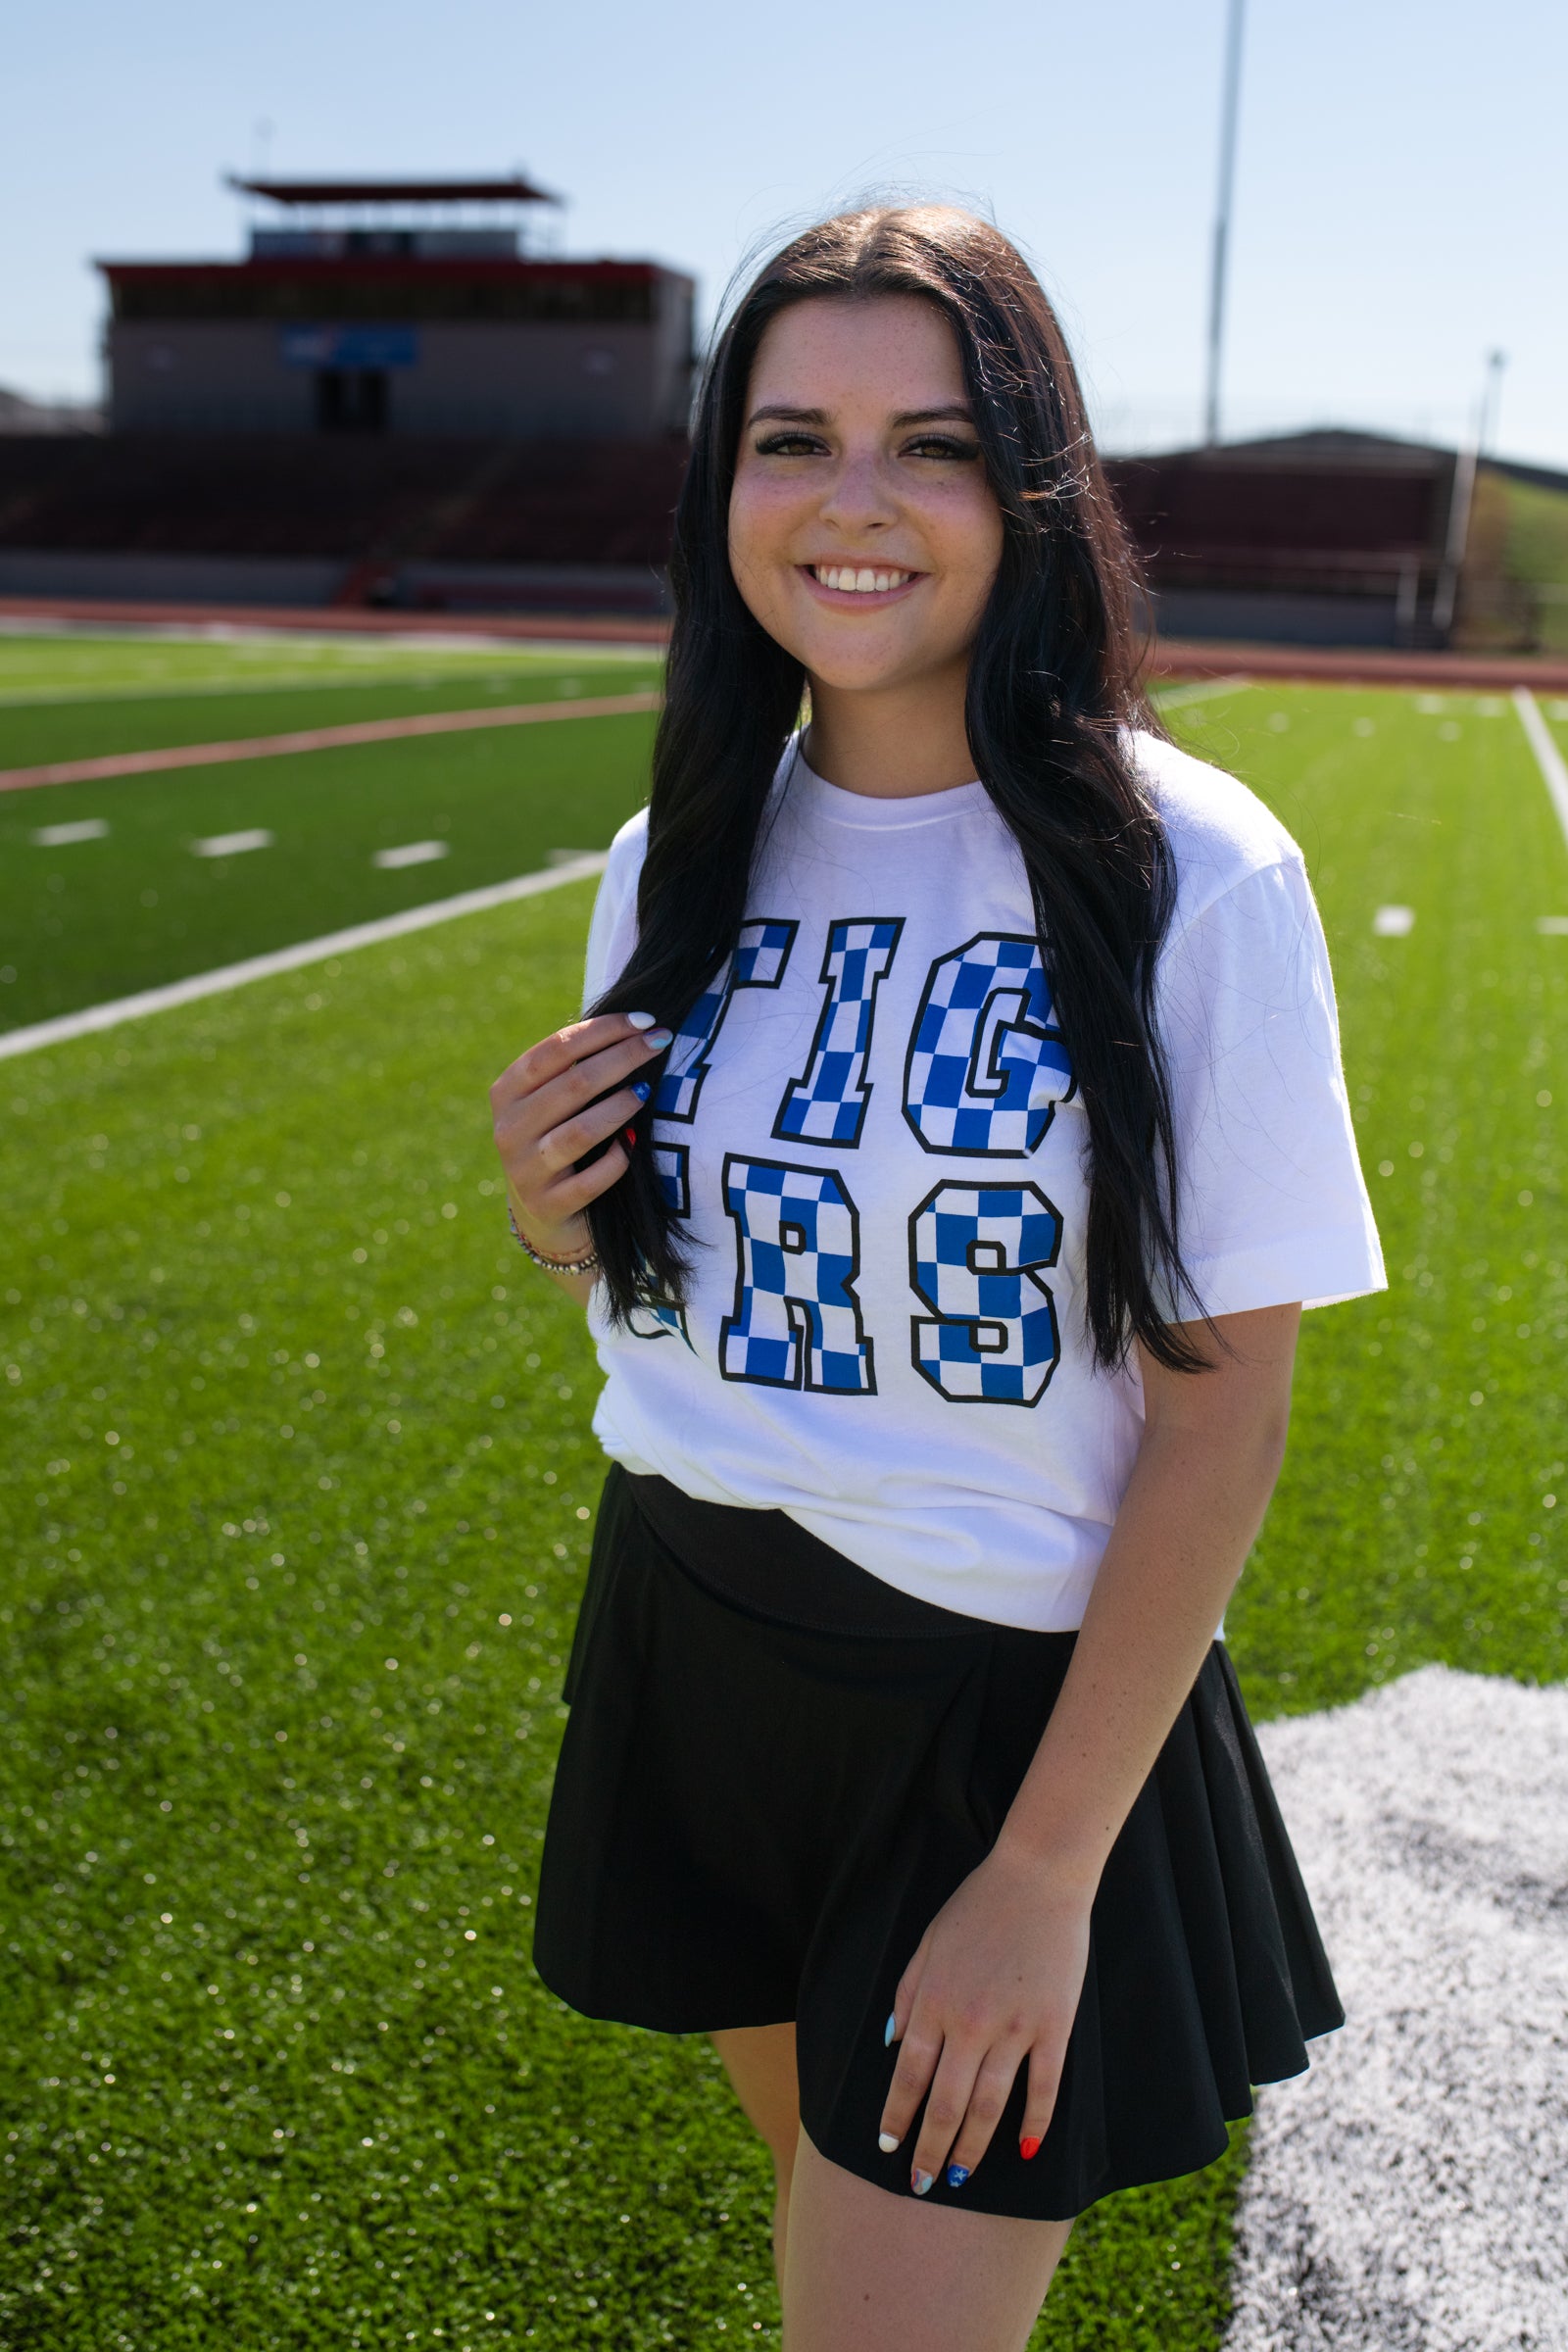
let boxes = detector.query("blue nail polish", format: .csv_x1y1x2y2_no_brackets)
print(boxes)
632,1080,651,1102
910,2169,933,2197
884,2012,897,2047
645,1027,674,1050
947,2164,970,2189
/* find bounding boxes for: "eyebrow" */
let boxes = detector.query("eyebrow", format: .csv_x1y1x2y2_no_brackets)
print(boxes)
746,402,975,428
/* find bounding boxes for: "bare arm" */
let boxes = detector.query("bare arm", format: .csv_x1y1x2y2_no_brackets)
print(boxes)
878,1300,1301,2193
997,1299,1299,1883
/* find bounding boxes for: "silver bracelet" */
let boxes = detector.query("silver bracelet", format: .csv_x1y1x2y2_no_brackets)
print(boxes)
507,1204,601,1276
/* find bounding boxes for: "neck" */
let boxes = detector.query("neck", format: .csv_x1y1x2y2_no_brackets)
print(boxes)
803,662,976,799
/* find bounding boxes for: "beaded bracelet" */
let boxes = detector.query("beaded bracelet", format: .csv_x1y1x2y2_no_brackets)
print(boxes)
507,1204,601,1277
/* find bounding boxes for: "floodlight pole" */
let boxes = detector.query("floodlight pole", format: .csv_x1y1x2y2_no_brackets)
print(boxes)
1203,0,1247,448
1478,348,1507,460
1433,352,1503,639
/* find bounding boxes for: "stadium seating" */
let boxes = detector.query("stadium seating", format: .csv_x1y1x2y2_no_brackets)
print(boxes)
0,434,688,568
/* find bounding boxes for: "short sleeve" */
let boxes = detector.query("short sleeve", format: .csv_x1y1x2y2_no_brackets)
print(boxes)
1154,858,1386,1318
580,812,648,1013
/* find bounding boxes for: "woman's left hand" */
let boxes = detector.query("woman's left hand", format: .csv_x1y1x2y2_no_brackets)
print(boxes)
878,1838,1095,2193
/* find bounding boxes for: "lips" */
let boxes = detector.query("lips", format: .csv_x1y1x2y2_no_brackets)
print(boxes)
808,563,918,595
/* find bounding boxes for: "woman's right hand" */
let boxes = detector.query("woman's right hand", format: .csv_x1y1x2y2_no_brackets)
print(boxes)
489,1011,673,1262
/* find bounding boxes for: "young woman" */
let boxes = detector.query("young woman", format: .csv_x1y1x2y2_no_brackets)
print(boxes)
490,205,1383,2351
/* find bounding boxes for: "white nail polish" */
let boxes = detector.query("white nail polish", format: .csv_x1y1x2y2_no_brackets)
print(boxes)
877,2132,900,2154
625,1010,657,1030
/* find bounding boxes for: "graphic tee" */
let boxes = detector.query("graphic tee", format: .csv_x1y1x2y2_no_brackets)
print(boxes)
580,731,1385,1631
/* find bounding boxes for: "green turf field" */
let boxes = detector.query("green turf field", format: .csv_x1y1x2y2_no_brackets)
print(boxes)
0,636,662,1034
3,665,1566,2347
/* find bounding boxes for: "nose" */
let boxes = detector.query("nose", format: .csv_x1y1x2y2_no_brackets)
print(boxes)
817,448,897,537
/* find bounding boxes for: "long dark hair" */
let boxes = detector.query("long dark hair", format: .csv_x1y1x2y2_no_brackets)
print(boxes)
587,203,1205,1371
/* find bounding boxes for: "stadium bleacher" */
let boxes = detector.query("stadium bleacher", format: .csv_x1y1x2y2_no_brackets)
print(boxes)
0,433,685,564
0,433,689,612
1103,431,1460,648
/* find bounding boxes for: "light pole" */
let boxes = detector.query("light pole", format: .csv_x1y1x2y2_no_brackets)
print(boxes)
1433,354,1505,638
1203,0,1247,448
1478,349,1507,460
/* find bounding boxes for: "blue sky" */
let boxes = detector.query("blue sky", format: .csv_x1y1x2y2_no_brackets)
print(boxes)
5,0,1564,465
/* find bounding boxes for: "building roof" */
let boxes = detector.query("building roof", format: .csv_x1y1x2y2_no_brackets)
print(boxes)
1126,427,1455,475
226,174,560,207
96,258,671,284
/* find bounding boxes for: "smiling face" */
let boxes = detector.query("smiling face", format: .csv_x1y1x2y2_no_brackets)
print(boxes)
727,295,1005,703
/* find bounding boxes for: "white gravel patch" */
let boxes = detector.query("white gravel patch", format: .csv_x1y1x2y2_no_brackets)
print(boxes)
1225,1665,1568,2350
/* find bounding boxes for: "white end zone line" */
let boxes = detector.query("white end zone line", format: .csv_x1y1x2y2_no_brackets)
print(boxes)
0,853,609,1063
1514,685,1568,850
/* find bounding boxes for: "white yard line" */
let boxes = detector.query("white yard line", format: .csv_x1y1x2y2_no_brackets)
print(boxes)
1226,1667,1568,2351
1150,674,1250,710
1514,685,1568,852
0,853,608,1063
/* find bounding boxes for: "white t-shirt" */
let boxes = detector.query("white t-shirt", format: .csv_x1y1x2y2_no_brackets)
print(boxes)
579,730,1385,1632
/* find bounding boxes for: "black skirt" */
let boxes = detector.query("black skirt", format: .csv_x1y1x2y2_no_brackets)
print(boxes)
532,1465,1342,2223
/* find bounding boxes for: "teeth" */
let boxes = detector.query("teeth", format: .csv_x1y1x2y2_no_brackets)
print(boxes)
814,565,911,594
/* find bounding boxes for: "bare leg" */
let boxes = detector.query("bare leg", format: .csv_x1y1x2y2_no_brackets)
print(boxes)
782,2129,1072,2352
710,2023,802,2294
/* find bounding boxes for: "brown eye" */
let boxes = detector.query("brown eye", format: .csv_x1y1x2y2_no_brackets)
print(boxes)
906,435,981,462
756,432,824,457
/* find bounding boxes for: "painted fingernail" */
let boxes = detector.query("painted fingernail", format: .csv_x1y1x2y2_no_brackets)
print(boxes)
623,1127,638,1149
645,1028,674,1051
626,1010,657,1030
877,2132,900,2154
632,1080,652,1101
946,2165,970,2189
910,2169,933,2197
1019,2135,1042,2161
884,2012,897,2047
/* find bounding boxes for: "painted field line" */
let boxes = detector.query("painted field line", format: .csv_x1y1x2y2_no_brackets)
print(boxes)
1513,685,1568,852
1227,1667,1568,2349
0,690,662,794
1150,674,1249,710
0,853,609,1063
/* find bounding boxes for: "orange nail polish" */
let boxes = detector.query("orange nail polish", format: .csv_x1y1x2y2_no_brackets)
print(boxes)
1019,2135,1042,2161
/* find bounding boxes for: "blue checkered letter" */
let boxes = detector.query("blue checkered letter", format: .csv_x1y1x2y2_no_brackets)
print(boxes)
909,1181,1060,1404
628,1146,693,1345
773,915,904,1147
655,920,796,1124
903,933,1073,1155
718,1155,875,1393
